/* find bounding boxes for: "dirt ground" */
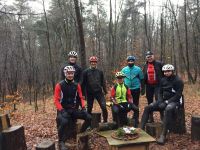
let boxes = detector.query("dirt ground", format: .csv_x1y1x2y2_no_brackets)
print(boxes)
10,84,200,150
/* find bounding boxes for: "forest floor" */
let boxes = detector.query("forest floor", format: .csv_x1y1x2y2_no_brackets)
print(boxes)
10,83,200,150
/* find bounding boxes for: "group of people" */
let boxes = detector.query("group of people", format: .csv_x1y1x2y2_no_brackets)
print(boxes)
54,50,184,150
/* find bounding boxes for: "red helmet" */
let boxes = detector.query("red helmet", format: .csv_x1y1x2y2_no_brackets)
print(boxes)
89,56,98,62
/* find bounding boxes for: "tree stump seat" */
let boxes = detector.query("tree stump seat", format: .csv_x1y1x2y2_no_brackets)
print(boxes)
145,122,163,139
2,125,27,150
35,140,55,150
169,102,186,134
191,115,200,141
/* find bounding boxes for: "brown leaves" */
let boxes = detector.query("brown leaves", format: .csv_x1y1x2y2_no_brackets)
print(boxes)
8,83,200,149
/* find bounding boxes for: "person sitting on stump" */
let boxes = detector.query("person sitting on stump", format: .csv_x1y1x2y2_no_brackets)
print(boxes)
110,72,139,127
54,65,91,150
140,64,184,145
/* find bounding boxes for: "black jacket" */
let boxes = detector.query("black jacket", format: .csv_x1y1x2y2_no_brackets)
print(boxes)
158,75,184,104
81,68,107,95
143,60,163,85
60,62,82,83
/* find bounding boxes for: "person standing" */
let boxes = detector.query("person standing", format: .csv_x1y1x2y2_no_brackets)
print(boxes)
142,51,163,122
82,56,108,123
121,55,144,126
141,64,184,144
54,65,91,150
60,51,82,83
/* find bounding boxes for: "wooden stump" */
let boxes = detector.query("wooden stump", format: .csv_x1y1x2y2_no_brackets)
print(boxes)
2,125,27,150
145,122,163,139
191,115,200,141
35,140,55,150
91,113,101,129
77,132,90,150
170,105,186,134
97,122,118,131
0,114,11,132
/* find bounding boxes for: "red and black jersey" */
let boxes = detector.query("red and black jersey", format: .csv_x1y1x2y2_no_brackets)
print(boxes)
54,80,85,111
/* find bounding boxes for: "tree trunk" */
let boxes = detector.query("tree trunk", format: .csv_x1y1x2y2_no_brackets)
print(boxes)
73,0,86,69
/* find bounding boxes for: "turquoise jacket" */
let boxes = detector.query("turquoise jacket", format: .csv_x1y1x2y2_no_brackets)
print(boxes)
121,65,144,90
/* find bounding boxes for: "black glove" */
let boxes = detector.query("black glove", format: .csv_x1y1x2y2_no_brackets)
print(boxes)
129,103,139,111
158,102,167,110
60,109,69,118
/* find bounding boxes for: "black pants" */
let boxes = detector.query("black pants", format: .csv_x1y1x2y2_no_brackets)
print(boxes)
130,88,140,120
56,109,91,142
141,101,177,130
87,92,108,122
112,102,139,126
146,84,159,104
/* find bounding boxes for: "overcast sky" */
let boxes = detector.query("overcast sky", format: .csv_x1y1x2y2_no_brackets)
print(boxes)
2,0,184,15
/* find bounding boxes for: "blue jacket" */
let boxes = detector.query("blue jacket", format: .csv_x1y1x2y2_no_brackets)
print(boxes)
121,65,144,90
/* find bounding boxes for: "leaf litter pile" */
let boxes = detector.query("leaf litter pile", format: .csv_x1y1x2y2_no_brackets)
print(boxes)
10,84,200,150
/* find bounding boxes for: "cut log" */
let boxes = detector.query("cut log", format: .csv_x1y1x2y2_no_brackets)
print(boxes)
91,113,101,129
35,140,55,150
2,125,27,150
97,122,118,131
191,115,200,141
0,114,11,132
77,132,90,150
145,122,163,139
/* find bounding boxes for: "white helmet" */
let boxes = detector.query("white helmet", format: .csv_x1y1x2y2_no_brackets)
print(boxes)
162,64,175,71
64,66,75,74
68,51,78,57
115,72,126,78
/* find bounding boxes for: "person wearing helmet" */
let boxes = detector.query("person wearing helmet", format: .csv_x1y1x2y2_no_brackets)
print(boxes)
142,51,164,122
140,64,184,145
60,51,82,83
110,72,139,127
54,65,91,150
121,55,144,127
82,56,108,123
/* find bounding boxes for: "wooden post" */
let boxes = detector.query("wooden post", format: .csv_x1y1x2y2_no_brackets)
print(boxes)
2,125,27,150
145,122,163,139
91,113,101,129
35,140,55,150
0,114,11,132
191,115,200,141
